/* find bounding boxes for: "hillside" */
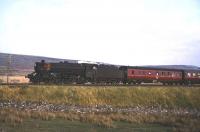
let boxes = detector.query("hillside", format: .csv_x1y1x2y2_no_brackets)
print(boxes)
0,53,76,75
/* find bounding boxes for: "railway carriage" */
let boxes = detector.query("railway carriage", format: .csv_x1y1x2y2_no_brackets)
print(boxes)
183,70,200,84
121,66,183,85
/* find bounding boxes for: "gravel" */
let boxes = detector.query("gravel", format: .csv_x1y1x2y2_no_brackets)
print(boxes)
0,100,199,116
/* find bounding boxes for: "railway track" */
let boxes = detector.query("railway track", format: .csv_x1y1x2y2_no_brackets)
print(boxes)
1,83,200,87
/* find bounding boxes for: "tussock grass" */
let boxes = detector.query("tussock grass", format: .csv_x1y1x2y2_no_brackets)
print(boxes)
0,108,114,128
0,85,200,109
0,108,199,130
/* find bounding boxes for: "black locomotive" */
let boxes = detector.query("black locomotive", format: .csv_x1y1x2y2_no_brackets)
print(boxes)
27,60,200,85
27,60,124,84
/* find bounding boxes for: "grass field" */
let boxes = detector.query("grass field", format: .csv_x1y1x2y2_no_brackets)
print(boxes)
0,119,173,132
0,85,200,131
0,85,200,108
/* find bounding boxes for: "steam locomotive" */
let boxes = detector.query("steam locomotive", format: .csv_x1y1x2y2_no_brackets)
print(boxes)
27,60,200,85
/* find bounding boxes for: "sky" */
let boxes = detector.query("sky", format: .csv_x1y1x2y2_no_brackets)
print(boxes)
0,0,200,66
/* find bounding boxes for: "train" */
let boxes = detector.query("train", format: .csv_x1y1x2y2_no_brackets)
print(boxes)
27,60,200,85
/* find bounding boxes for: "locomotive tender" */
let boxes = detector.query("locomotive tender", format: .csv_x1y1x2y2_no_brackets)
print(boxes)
27,60,200,85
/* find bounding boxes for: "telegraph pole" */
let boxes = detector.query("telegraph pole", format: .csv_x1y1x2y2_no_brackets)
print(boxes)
6,54,12,84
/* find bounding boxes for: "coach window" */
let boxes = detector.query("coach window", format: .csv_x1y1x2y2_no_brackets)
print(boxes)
173,73,177,77
198,73,200,78
179,73,182,77
167,72,170,76
141,71,144,75
138,71,141,75
171,73,174,77
192,73,196,77
156,72,159,76
175,72,177,77
148,72,151,75
141,71,143,75
132,71,134,74
187,73,191,77
174,73,177,77
177,73,179,77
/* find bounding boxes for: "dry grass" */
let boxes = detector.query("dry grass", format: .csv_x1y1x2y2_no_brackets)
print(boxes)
0,108,199,130
0,85,200,109
0,108,114,128
0,75,29,83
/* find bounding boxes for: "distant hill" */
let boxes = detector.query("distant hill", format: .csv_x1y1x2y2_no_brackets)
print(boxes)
0,53,76,75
